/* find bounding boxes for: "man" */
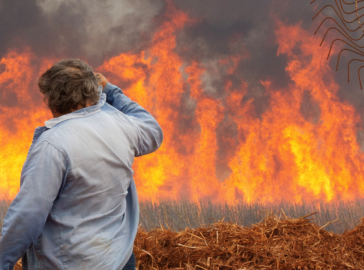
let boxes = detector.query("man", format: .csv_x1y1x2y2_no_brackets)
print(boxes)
0,59,163,269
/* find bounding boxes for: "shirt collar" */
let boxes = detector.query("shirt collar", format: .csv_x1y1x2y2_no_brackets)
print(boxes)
45,85,106,129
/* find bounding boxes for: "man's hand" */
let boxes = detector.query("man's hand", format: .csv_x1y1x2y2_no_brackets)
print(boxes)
94,73,108,90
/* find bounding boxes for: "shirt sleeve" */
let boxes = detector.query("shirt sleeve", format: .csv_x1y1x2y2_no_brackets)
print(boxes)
0,141,67,270
103,82,163,156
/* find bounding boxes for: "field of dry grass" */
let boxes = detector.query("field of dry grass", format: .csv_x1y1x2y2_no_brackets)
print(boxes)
139,199,364,234
1,199,364,234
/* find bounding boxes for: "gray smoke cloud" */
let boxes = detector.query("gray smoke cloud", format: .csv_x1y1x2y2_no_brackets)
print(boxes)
0,0,164,65
1,0,364,181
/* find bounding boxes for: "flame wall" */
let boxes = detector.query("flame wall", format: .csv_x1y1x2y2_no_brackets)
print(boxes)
0,2,364,204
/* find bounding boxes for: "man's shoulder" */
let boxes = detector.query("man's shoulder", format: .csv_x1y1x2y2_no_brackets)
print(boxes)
34,127,65,152
101,102,140,131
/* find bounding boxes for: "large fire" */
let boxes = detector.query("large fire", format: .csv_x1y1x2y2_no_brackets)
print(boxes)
1,3,364,204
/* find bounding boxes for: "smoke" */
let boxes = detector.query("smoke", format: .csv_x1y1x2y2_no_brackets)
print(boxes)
310,0,364,114
0,0,164,64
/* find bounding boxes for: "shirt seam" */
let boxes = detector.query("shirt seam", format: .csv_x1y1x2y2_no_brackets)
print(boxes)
37,140,70,165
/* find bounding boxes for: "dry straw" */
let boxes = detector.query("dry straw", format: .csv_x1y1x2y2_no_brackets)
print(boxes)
134,211,364,269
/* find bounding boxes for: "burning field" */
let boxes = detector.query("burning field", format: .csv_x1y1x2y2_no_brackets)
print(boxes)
1,1,364,205
2,0,364,268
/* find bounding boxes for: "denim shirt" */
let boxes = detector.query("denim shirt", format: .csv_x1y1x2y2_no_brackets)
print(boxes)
0,83,163,270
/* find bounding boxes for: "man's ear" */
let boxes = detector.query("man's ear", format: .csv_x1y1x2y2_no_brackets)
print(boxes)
42,96,58,117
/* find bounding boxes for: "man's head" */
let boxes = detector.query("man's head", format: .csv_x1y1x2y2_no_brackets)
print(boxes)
38,59,100,117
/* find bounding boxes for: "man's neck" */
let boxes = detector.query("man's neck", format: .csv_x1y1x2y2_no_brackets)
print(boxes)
51,101,94,118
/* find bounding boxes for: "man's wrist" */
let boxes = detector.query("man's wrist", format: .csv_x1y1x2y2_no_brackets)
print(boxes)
102,82,113,94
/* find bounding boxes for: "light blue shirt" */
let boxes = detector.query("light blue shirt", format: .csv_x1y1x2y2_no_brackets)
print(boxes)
0,83,163,270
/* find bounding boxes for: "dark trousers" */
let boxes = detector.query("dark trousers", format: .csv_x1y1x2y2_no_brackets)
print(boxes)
123,252,136,270
22,252,136,270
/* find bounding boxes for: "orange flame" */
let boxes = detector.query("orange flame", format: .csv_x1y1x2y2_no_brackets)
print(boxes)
1,4,364,204
0,50,53,200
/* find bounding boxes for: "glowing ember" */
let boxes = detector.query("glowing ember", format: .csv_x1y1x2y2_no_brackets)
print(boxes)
1,4,364,204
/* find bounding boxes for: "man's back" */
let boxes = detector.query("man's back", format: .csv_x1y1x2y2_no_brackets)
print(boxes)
0,81,163,270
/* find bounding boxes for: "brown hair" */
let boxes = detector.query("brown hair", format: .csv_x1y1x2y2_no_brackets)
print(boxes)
38,59,100,114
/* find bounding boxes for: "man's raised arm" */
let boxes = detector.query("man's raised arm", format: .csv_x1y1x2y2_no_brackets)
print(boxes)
96,73,163,157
